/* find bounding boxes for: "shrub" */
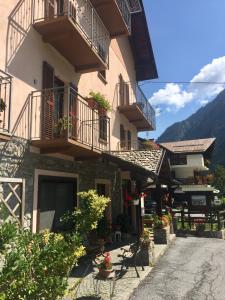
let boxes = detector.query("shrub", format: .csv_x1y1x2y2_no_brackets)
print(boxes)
62,190,110,237
0,222,85,299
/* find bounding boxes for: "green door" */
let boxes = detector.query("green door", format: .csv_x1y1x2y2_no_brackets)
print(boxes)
38,176,77,232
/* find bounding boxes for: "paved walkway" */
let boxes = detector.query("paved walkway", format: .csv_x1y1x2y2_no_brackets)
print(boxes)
65,235,175,300
131,237,225,300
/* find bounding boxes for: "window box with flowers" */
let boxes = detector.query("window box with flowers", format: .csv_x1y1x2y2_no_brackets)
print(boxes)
87,91,111,116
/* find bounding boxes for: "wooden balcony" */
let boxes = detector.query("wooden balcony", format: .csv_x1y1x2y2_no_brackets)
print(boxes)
117,82,156,131
0,70,12,141
90,0,131,37
33,0,110,73
30,86,110,159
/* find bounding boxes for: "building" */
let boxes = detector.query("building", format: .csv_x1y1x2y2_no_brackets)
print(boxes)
160,138,218,210
0,0,158,233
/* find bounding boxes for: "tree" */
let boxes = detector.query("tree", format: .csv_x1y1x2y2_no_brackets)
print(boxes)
214,165,225,197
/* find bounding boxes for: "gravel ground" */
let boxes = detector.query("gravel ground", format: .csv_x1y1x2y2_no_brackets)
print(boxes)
130,236,225,300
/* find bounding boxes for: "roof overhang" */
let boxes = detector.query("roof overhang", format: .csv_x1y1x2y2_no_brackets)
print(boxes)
129,0,158,81
103,149,165,179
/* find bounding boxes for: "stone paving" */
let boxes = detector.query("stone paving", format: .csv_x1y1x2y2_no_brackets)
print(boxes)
65,235,175,300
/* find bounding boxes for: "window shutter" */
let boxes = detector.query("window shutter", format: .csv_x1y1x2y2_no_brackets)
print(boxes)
42,62,54,139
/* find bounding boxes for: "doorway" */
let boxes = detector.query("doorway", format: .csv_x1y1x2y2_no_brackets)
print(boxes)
37,175,77,232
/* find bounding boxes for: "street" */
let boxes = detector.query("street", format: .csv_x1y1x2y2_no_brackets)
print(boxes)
131,237,225,300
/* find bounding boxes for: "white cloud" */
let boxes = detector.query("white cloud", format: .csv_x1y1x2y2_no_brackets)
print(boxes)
155,107,161,117
200,100,209,106
150,83,193,109
149,56,225,111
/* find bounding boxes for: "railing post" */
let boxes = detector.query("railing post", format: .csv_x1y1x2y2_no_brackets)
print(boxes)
91,7,94,47
181,209,184,229
91,109,94,150
217,210,221,231
29,93,33,140
108,117,111,152
67,85,70,140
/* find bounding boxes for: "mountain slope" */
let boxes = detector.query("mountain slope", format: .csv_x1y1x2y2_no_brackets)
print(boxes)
157,89,225,166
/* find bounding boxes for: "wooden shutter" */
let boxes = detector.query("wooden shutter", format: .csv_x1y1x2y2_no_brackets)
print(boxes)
42,62,54,139
120,124,126,149
127,130,131,150
45,0,55,19
119,75,125,106
70,83,78,139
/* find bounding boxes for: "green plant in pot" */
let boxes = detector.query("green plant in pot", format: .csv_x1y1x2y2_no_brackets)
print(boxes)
0,98,6,112
57,116,72,136
88,91,111,115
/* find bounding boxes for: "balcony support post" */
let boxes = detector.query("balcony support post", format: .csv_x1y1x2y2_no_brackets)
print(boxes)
67,85,70,140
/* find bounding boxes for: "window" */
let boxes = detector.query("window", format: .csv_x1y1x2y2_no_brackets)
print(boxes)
120,124,126,149
99,116,108,141
98,70,107,84
170,154,187,166
191,195,206,206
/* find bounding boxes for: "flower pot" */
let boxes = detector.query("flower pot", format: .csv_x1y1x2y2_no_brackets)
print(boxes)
98,268,113,278
86,97,98,110
98,106,107,116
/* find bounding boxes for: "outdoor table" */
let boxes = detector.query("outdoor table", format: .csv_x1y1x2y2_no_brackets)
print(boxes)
92,270,116,299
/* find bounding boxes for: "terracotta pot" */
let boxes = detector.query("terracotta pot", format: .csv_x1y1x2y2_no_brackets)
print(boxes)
98,268,112,278
86,97,98,110
98,106,107,116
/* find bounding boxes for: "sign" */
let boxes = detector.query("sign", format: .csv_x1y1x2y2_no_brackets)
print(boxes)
191,195,206,206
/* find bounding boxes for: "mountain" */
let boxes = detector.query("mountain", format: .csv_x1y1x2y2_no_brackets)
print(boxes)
157,89,225,166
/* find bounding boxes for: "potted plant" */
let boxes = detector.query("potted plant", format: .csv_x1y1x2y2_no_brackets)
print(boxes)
88,91,111,115
153,215,170,244
0,98,6,112
96,252,113,278
56,116,72,136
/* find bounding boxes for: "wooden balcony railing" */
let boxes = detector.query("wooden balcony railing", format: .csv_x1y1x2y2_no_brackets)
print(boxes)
33,0,110,72
117,82,156,131
0,70,12,140
30,86,110,157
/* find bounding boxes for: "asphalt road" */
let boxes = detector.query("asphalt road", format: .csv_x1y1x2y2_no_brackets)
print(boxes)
130,237,225,300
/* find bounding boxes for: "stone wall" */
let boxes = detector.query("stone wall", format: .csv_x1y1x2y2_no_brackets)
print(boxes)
0,138,122,228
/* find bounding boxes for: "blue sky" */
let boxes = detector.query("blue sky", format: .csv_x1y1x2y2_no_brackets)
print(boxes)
141,0,225,140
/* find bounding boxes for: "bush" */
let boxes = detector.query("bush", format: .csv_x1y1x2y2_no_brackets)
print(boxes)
0,190,109,299
0,222,85,299
62,190,110,237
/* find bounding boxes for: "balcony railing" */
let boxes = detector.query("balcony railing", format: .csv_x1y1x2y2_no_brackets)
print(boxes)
30,86,110,155
0,70,12,136
116,0,131,33
33,0,110,71
126,0,142,13
117,82,156,131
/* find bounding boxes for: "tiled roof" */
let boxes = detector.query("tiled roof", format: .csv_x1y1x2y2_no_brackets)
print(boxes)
160,138,216,154
108,149,164,175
